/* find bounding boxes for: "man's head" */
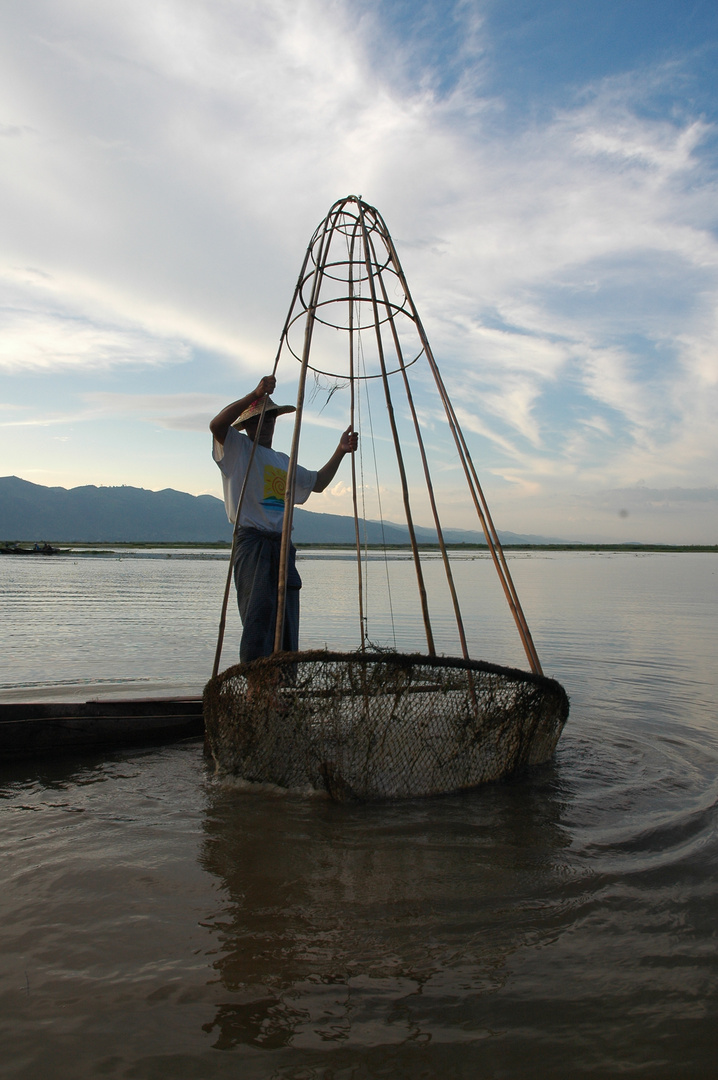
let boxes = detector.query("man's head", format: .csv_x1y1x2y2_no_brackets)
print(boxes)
242,411,276,448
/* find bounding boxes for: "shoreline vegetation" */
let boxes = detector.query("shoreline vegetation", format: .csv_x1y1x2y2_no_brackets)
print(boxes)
2,541,717,554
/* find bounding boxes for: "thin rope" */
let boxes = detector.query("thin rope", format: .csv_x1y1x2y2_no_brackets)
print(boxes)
356,362,371,646
345,218,366,652
357,330,397,650
370,248,470,661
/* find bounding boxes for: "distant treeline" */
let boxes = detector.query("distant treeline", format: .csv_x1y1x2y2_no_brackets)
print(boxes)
9,540,717,555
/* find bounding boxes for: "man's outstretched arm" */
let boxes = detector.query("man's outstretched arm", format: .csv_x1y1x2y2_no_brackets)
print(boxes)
313,427,359,492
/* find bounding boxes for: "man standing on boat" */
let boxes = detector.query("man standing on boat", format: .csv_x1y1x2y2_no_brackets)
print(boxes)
210,375,358,662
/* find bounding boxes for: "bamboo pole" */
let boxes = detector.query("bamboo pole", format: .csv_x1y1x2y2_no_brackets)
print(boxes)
357,202,436,655
369,236,470,660
346,219,367,650
211,396,270,679
274,201,345,653
211,227,316,678
378,223,543,675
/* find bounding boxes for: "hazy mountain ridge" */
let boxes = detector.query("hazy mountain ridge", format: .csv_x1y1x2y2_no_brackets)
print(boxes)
0,476,562,545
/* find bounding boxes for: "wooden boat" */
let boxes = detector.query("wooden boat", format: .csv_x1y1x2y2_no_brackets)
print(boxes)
0,697,203,760
1,543,59,555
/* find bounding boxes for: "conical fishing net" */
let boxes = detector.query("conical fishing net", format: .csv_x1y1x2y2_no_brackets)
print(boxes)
207,197,570,797
203,650,569,801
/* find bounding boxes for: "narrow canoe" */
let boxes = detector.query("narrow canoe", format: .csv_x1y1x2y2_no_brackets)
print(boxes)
0,698,204,759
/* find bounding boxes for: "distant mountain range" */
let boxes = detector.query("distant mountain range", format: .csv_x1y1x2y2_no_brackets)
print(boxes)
0,476,563,545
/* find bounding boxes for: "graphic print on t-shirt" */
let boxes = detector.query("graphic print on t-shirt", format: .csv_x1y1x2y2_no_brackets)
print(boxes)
262,464,287,510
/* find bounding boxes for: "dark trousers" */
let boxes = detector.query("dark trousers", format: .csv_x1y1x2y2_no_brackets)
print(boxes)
233,527,301,663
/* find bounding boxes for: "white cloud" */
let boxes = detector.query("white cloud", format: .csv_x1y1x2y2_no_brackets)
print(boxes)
1,1,717,538
0,305,188,375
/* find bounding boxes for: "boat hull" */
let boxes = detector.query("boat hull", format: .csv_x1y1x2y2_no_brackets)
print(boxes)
0,698,203,759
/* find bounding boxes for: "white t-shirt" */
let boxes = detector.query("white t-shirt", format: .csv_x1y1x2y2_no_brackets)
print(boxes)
213,425,317,531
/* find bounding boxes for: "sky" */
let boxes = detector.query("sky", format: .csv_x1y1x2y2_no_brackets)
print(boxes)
1,0,718,543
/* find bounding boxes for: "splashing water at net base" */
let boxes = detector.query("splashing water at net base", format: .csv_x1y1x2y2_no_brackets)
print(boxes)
204,651,569,801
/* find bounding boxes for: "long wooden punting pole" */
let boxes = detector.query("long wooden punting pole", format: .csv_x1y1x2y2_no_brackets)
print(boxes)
273,207,341,653
211,396,268,679
211,236,315,677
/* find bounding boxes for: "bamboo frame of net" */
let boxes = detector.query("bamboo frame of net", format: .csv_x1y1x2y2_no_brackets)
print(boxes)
213,195,544,678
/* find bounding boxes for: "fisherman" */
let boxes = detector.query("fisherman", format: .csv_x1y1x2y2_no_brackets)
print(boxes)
210,375,358,662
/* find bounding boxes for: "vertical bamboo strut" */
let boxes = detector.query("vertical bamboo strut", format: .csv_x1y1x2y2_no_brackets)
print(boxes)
378,224,543,675
357,201,436,656
346,220,367,651
365,227,470,661
375,200,544,673
432,365,543,675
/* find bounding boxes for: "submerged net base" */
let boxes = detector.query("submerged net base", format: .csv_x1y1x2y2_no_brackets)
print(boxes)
203,650,569,801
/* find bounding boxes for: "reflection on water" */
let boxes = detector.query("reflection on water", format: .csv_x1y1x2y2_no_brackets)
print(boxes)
199,771,573,1054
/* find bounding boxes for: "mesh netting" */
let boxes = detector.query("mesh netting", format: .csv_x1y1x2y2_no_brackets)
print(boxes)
203,650,569,801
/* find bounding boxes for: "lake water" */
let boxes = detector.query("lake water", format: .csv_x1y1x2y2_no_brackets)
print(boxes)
1,550,717,1078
